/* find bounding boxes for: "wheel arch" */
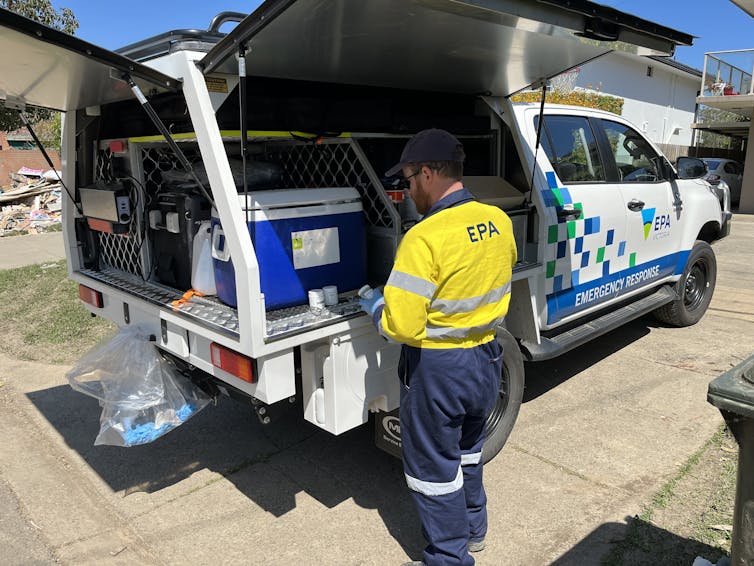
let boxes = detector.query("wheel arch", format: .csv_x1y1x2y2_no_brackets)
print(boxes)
697,220,722,244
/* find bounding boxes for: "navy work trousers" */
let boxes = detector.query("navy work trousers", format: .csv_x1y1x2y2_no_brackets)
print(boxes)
399,339,502,566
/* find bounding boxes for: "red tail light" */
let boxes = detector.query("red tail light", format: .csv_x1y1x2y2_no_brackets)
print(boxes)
78,284,103,308
210,343,255,383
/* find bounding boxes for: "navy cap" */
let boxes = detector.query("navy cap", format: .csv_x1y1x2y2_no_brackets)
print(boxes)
385,128,465,177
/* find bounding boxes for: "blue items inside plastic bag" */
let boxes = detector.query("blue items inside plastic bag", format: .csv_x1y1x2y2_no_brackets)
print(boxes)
120,403,201,445
66,326,211,447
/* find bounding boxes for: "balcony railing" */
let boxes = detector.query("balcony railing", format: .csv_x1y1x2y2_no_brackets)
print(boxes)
701,49,754,97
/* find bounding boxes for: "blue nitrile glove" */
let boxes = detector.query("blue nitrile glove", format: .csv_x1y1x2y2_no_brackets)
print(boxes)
359,288,385,316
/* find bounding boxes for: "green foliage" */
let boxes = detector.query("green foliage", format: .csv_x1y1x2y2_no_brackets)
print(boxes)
1,0,78,33
0,0,78,136
30,112,62,150
510,90,624,116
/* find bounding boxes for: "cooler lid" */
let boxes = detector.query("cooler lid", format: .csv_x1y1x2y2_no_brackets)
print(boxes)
0,8,180,112
238,187,362,210
199,0,693,97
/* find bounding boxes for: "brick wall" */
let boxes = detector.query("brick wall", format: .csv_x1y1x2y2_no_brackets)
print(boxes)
0,148,61,187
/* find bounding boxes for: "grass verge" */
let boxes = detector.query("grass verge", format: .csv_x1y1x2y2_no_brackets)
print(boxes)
602,424,736,565
0,260,115,364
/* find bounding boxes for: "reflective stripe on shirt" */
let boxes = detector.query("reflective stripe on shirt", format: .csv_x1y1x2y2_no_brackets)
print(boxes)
425,317,505,339
386,270,437,299
430,281,511,315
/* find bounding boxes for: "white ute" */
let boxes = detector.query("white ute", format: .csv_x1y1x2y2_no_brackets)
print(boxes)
0,0,729,459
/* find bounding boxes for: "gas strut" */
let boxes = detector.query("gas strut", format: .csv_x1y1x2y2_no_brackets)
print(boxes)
238,43,250,225
123,74,215,208
18,110,83,216
525,81,548,207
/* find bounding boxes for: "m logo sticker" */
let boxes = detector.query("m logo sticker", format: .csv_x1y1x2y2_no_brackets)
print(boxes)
382,416,401,443
640,208,656,240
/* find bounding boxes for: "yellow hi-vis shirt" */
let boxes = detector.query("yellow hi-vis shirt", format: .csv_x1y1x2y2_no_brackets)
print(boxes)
380,188,517,349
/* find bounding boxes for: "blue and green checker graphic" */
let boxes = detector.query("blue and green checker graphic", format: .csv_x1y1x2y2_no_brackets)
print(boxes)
542,171,646,323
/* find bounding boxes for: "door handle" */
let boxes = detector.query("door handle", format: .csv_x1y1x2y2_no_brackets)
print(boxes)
556,206,582,220
627,199,645,212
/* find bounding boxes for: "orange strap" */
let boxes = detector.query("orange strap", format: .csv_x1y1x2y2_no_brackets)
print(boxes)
170,289,205,309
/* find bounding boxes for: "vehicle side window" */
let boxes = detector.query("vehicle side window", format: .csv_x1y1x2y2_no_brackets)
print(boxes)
724,162,738,174
600,120,664,183
538,116,605,183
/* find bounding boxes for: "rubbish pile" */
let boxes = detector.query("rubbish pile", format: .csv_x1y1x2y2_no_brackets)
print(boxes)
0,167,63,236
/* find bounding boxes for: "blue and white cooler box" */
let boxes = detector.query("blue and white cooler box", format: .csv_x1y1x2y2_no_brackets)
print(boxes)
211,187,367,310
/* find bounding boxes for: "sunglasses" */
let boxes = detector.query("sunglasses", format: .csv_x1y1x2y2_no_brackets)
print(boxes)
395,169,421,190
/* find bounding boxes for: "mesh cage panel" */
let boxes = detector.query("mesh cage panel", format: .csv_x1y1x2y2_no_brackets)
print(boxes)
94,150,144,277
265,139,396,229
95,137,395,283
141,145,203,195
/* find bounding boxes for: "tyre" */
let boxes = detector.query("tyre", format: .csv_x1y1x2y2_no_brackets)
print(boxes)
653,240,717,327
482,328,525,464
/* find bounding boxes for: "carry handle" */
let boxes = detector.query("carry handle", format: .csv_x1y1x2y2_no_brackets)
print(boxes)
211,224,231,262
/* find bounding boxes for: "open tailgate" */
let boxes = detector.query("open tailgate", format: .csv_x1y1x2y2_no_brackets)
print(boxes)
200,0,693,96
0,8,179,112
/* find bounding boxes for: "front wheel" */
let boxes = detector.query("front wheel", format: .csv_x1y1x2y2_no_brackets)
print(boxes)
482,329,525,464
653,240,717,327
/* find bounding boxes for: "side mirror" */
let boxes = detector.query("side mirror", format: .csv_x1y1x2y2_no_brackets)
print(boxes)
675,157,707,180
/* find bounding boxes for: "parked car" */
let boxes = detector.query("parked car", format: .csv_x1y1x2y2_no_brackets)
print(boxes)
702,158,744,205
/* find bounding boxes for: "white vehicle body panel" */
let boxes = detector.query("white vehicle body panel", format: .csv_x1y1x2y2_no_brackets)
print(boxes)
512,104,725,330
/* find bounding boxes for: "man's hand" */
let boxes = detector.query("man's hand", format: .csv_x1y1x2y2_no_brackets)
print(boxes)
359,289,385,316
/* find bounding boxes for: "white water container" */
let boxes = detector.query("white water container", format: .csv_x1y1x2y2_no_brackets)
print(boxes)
191,221,216,295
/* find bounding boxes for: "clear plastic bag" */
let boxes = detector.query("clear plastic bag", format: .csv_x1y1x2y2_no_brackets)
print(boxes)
67,325,211,447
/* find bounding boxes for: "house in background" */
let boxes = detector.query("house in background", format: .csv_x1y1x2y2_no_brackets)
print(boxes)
697,47,754,212
573,51,702,148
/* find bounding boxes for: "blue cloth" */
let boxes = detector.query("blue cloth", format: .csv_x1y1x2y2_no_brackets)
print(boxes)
121,403,198,446
399,340,502,565
358,288,385,316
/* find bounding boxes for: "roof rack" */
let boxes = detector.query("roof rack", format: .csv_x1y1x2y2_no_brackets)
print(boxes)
116,11,247,63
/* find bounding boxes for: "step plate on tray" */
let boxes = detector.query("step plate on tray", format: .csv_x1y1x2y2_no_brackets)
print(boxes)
78,268,363,341
264,299,363,341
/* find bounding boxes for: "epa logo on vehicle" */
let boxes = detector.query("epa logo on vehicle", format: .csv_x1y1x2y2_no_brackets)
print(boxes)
641,208,671,240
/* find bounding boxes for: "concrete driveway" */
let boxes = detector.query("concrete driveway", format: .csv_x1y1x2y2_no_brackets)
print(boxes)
0,231,64,269
1,217,753,565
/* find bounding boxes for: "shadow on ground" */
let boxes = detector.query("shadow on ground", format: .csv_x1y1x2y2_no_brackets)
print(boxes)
26,383,424,557
549,517,728,566
524,317,651,402
25,315,659,561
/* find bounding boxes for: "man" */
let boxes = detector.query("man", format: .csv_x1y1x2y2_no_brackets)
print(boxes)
359,129,517,566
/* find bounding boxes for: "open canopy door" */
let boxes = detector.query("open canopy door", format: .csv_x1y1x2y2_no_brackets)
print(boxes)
0,8,179,112
200,0,693,96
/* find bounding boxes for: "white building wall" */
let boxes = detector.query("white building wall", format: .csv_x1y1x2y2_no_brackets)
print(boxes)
574,52,699,146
